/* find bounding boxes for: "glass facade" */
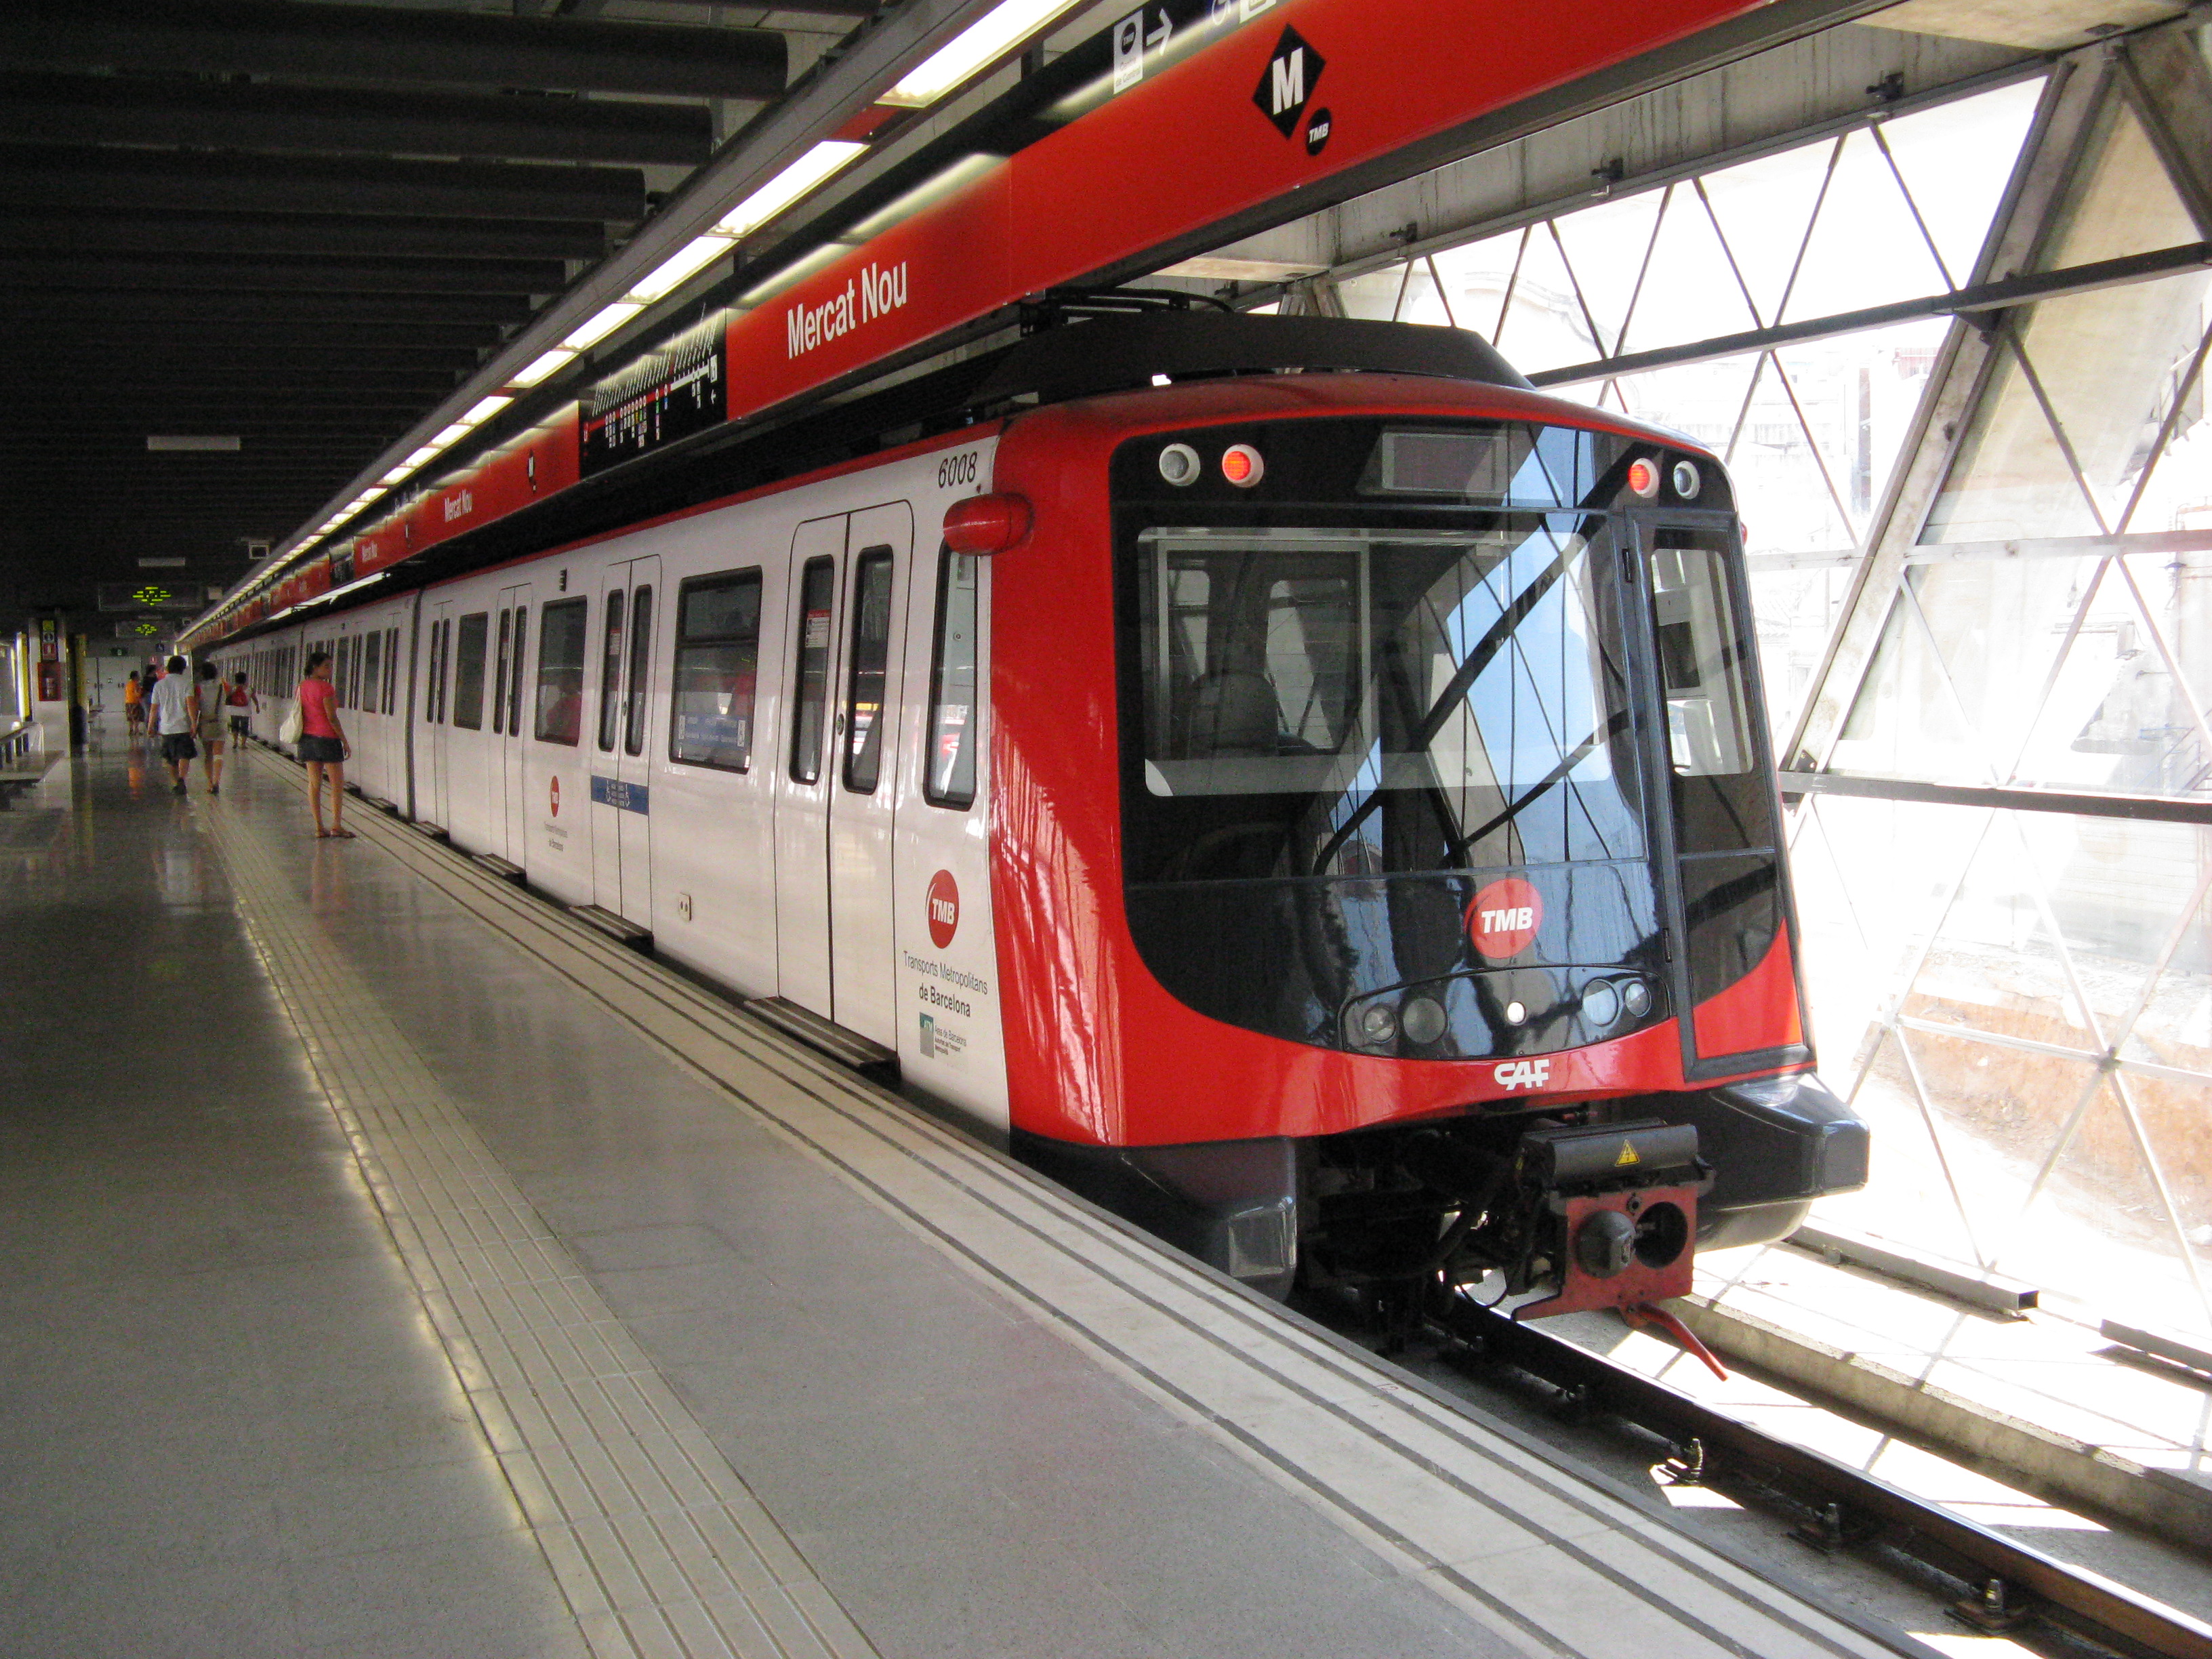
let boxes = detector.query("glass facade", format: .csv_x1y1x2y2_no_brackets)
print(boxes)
1314,35,2212,1331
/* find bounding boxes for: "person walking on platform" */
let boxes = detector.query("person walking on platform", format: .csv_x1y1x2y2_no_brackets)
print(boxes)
148,655,197,796
297,651,352,838
191,661,229,796
227,672,257,747
121,671,144,738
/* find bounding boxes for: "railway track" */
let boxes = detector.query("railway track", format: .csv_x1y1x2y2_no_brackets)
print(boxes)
1396,1292,2212,1659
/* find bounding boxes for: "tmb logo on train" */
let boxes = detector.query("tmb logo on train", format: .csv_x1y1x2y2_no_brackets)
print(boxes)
1467,877,1542,960
1252,25,1325,139
926,869,960,948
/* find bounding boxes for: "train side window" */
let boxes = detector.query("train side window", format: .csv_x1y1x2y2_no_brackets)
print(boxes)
491,610,512,734
336,635,353,709
789,556,836,784
668,569,761,772
361,630,383,719
623,587,653,757
451,612,490,730
534,597,588,744
1647,538,1753,779
924,549,979,809
384,627,399,714
597,589,626,752
841,550,894,794
507,609,527,737
424,624,442,723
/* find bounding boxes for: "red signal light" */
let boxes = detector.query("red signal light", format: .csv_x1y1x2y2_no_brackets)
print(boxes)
942,492,1032,554
1221,444,1264,487
1626,457,1661,498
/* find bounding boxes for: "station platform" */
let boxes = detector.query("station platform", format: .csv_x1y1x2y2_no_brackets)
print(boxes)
1,741,1925,1659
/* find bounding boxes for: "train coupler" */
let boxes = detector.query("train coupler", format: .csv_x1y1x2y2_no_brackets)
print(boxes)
1509,1120,1708,1322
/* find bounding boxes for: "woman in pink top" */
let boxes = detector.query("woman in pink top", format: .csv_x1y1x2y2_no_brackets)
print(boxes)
297,650,352,839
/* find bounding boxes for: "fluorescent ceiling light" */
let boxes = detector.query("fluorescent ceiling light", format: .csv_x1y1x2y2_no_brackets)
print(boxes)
403,445,441,468
880,0,1083,107
714,141,866,237
429,422,473,449
564,300,644,352
380,466,416,486
1153,256,1330,283
146,434,241,452
511,348,575,388
462,395,512,426
631,233,737,302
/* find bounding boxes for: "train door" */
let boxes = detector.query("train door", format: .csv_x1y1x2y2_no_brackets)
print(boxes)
589,556,658,927
492,583,531,863
771,505,911,1040
426,599,452,829
1624,512,1805,1082
825,504,911,1045
772,516,846,1017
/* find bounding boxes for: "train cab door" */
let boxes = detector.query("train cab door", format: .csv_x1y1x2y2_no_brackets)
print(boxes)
426,599,452,830
1624,512,1806,1082
493,583,531,863
589,556,658,928
825,504,911,1046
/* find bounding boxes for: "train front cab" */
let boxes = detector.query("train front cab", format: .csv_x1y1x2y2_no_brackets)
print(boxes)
989,376,1867,1307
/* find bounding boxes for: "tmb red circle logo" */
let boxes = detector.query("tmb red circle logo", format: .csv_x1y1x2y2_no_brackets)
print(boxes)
1467,877,1542,960
550,776,561,817
926,869,960,948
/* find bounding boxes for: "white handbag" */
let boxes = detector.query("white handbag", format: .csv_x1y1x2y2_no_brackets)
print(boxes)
279,701,304,745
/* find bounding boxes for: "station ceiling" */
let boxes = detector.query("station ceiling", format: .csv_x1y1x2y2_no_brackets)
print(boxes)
0,0,869,633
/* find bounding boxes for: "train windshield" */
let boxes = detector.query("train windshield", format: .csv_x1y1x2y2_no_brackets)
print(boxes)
1126,518,1645,882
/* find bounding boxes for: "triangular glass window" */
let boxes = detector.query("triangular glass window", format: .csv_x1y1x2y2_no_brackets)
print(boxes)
1919,342,2104,544
1614,184,1759,354
1781,127,1952,323
2011,277,2212,532
1698,139,1831,325
1831,589,1991,779
1725,354,1858,554
1549,188,1664,357
1772,318,1950,531
1489,220,1601,373
1997,1076,2210,1334
1334,263,1408,323
1875,78,2045,285
2036,96,2203,272
1431,228,1526,344
1903,556,2095,773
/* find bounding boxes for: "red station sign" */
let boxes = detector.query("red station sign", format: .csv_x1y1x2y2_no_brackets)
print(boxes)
194,0,1766,644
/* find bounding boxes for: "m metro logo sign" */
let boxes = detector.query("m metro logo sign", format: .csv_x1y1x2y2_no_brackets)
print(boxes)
1252,25,1324,137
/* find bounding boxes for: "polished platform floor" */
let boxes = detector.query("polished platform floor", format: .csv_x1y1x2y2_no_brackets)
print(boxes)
1,739,1924,1659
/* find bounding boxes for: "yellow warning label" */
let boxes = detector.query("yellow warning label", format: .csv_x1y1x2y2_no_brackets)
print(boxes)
1615,1140,1641,1167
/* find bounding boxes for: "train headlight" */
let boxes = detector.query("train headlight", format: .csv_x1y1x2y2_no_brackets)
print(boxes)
1158,443,1202,486
1626,456,1661,498
1399,995,1448,1046
1221,443,1265,487
1580,980,1621,1029
1671,460,1702,499
1350,1002,1397,1048
1502,999,1527,1025
1621,978,1652,1018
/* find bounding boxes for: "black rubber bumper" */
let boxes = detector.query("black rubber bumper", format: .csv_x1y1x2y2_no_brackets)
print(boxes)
1654,1072,1870,1249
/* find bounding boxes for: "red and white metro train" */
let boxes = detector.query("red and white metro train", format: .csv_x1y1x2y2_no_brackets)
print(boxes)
209,314,1866,1312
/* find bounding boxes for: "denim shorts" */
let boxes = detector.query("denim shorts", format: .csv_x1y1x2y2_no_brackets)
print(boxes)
298,735,344,764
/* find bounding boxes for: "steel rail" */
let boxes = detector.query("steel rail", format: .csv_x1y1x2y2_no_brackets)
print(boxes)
1433,1297,2212,1659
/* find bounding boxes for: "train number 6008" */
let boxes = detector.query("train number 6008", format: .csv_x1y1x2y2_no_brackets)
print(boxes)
937,451,980,489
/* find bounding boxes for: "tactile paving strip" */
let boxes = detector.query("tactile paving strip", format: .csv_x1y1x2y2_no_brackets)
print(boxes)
201,800,880,1659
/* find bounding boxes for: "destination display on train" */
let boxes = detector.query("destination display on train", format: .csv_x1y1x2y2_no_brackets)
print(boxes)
581,312,729,478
